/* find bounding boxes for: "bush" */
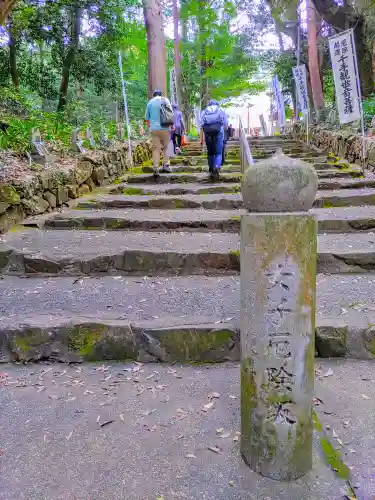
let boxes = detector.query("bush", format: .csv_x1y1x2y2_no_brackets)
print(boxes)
362,94,375,127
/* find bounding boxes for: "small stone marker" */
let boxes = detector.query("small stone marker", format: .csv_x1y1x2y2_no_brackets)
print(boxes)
72,129,85,154
31,128,48,156
30,128,54,165
116,122,124,140
85,127,96,148
99,126,111,148
240,150,318,481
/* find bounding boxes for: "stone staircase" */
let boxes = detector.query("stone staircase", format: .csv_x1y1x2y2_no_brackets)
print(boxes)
2,136,375,362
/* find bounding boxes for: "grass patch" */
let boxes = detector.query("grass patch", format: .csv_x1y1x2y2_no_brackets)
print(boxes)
313,411,356,498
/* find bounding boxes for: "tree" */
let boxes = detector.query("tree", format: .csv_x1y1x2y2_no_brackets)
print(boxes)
180,0,262,113
7,14,19,91
172,0,182,106
0,0,18,25
57,2,82,111
307,0,324,111
311,0,373,97
143,0,167,97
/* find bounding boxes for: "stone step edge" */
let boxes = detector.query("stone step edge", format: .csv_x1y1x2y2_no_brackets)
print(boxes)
3,245,375,276
0,314,372,364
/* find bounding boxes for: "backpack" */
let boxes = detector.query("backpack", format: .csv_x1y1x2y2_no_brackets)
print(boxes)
160,98,174,127
202,105,223,133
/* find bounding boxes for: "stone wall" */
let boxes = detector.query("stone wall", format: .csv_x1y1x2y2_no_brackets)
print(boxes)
0,141,152,232
292,122,375,171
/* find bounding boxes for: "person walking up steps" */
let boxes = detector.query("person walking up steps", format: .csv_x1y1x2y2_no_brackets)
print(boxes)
200,99,228,181
172,104,185,155
145,89,174,177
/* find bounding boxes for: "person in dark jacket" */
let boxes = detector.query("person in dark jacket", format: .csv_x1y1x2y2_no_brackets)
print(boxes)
200,100,228,180
172,104,185,154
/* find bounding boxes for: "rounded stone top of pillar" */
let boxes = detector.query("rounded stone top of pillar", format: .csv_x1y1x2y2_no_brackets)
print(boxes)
242,149,319,212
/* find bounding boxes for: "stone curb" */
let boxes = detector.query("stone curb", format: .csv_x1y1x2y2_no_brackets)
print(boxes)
0,314,373,364
39,208,375,234
2,243,375,276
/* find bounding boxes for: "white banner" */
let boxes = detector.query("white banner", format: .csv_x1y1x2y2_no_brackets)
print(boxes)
259,114,267,136
272,75,286,127
329,29,361,125
292,64,309,114
170,68,178,106
194,107,201,132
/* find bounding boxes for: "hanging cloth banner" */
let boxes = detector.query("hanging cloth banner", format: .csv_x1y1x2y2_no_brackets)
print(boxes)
328,29,362,125
271,75,286,127
194,107,201,133
292,64,309,114
170,68,178,106
259,114,267,136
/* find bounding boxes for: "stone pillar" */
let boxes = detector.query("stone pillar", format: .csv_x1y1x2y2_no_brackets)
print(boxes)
240,151,318,481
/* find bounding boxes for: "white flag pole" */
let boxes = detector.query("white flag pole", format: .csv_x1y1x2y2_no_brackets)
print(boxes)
306,109,309,145
349,29,366,170
118,51,133,166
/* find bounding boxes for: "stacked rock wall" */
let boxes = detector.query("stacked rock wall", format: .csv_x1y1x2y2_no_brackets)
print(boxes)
292,122,375,171
0,141,152,232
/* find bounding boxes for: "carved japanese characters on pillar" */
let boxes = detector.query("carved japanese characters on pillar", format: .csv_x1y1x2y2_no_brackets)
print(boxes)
263,257,298,426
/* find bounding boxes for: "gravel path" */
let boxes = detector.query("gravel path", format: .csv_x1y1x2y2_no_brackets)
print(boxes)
0,360,359,500
1,273,375,322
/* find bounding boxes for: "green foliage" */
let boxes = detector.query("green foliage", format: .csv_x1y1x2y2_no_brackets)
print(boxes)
363,94,375,126
0,0,266,152
180,0,262,112
323,70,335,105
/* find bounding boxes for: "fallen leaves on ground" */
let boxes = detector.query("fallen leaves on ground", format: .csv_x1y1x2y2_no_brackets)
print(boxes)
202,401,215,412
313,397,324,406
207,445,221,454
100,420,114,428
142,409,156,417
219,432,231,439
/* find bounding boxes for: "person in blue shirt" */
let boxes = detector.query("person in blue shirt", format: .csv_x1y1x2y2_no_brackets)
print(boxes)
145,89,173,176
200,100,228,181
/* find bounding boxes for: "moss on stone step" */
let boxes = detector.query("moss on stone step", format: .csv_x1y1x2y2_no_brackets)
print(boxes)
122,187,147,195
156,327,234,361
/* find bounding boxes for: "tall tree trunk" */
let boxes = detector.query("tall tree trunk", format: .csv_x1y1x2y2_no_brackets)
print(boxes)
200,44,208,108
179,0,190,128
8,16,19,91
198,0,208,108
354,18,373,97
307,0,324,112
0,0,17,25
57,4,82,112
143,0,167,98
372,39,375,89
275,23,284,52
172,0,182,107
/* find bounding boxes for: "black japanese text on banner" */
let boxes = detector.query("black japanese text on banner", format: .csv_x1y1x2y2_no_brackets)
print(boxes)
272,75,286,127
292,65,309,114
170,68,178,106
328,29,361,125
